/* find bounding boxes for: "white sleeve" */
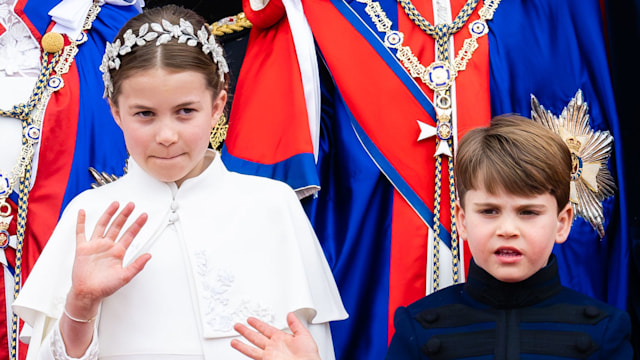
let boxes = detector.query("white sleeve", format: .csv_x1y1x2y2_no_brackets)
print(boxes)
44,321,99,360
306,322,335,360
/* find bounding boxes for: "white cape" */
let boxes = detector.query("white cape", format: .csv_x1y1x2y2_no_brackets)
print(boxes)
14,151,347,359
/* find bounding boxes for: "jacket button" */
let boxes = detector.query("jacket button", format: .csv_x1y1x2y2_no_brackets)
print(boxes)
583,306,600,318
575,335,593,353
425,338,441,354
423,311,439,323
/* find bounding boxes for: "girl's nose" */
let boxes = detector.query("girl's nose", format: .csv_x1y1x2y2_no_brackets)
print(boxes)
156,123,178,146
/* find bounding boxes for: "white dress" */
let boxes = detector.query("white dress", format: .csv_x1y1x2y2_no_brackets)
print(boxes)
13,151,347,359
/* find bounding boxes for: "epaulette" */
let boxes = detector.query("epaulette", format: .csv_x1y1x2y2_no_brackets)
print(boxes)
209,12,252,42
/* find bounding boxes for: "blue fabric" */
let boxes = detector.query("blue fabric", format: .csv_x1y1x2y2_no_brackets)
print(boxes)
224,1,630,359
331,0,437,122
301,69,394,360
488,0,628,310
221,147,320,191
61,3,139,214
22,0,59,37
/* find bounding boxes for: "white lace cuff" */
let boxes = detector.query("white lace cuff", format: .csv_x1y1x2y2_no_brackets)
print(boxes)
50,322,99,360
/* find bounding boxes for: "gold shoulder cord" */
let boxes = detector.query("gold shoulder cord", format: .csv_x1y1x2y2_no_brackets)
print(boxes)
209,12,252,37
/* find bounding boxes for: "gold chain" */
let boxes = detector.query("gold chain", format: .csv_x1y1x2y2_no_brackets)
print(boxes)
355,0,500,290
397,0,479,37
356,0,500,91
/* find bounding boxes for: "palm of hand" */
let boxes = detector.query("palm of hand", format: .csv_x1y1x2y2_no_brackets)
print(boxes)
262,330,319,360
71,202,150,303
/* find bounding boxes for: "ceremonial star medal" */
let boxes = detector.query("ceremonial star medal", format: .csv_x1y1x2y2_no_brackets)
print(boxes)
531,90,616,238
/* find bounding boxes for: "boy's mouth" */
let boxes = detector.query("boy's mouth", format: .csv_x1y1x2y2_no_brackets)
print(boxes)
495,248,522,257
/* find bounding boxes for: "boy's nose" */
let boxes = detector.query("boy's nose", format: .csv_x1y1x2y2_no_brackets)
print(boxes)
496,218,519,238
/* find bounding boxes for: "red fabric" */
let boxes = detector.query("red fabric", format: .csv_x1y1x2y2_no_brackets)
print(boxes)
227,14,313,164
3,6,78,358
13,0,42,42
22,57,80,281
302,0,491,340
243,0,285,29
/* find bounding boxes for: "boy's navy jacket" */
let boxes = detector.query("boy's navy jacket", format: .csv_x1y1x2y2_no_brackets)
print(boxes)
386,255,633,359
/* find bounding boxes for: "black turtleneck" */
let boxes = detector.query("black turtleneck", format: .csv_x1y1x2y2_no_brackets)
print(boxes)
464,255,563,308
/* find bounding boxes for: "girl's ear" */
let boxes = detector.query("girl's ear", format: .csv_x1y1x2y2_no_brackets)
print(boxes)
211,90,228,128
554,203,574,245
109,99,122,128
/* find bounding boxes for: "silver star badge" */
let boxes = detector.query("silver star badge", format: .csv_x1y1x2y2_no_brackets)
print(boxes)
531,89,616,238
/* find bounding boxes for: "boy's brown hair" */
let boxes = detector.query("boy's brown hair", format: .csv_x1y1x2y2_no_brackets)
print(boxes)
455,114,572,212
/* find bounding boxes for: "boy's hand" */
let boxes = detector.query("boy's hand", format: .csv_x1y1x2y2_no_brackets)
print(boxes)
231,312,321,360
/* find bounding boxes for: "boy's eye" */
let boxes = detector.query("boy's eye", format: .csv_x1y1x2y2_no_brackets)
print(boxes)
520,210,539,216
479,208,498,215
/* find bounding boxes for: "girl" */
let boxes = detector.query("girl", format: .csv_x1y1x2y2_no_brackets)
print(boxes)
13,5,346,359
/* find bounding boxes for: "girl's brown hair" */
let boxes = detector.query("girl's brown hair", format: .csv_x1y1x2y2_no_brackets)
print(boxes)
107,5,228,105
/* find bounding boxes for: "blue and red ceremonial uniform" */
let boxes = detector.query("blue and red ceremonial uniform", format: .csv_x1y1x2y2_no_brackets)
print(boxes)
0,1,139,358
223,1,628,359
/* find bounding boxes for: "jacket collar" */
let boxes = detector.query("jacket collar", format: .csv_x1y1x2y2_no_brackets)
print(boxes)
464,255,563,308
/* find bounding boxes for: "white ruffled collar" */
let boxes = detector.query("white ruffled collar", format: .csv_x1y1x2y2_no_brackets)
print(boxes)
49,0,144,39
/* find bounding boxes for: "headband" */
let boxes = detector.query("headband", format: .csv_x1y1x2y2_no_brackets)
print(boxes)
100,18,229,98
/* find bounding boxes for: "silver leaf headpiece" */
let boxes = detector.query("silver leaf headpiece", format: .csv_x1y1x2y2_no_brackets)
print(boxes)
99,18,229,98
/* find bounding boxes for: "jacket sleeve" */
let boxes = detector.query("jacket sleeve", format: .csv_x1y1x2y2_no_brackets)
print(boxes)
599,309,633,359
386,306,423,360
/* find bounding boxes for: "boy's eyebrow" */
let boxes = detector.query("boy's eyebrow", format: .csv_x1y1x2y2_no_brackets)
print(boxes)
470,201,500,207
470,201,548,209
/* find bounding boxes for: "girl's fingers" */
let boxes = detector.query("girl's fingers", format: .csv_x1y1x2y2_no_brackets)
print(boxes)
247,317,279,339
76,209,87,245
103,202,136,241
230,338,262,360
90,201,120,240
121,253,152,284
116,212,148,249
286,312,309,336
234,322,268,349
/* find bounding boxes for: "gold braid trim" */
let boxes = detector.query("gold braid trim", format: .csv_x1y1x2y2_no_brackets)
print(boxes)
209,12,252,37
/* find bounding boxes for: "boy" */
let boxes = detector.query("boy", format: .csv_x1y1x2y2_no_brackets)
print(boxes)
385,114,632,359
232,115,633,359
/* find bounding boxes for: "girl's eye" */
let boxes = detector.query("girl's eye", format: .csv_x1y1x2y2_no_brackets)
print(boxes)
179,108,195,115
135,110,154,118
